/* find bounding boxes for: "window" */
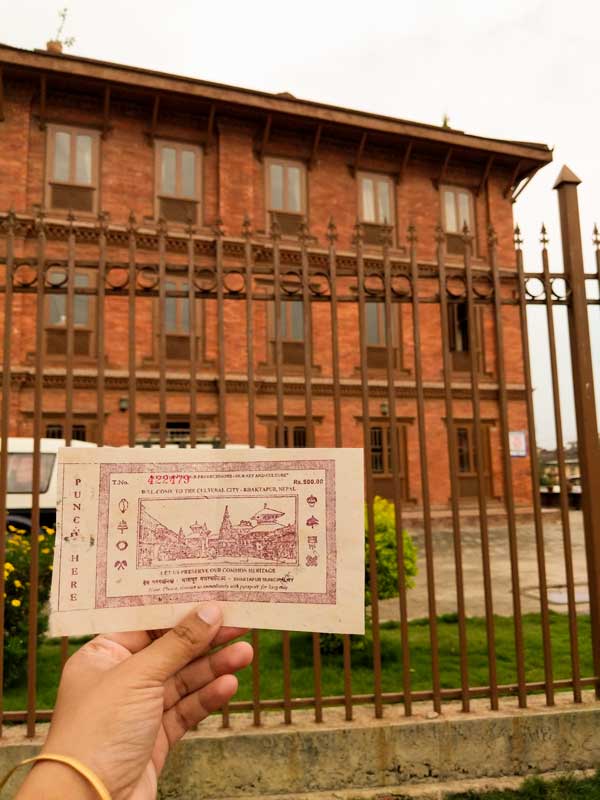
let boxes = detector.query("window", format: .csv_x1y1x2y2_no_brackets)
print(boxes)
364,300,403,370
266,158,306,236
269,299,306,366
45,270,94,358
46,125,99,213
156,275,203,361
358,172,395,245
448,301,470,371
44,423,87,441
454,423,493,497
268,424,307,448
441,186,475,255
368,422,409,500
155,141,202,224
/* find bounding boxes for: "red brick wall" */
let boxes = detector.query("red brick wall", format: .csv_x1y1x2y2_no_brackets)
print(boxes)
0,75,537,512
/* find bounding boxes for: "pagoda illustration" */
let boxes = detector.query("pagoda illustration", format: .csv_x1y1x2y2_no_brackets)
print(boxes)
138,500,297,566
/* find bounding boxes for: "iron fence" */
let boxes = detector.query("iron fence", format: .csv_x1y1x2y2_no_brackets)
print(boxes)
1,171,600,737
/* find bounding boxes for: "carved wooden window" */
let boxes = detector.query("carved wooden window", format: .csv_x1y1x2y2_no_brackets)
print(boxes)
155,140,202,225
45,270,94,358
45,124,99,214
266,158,306,236
156,276,203,361
268,424,307,448
270,299,305,366
364,300,403,370
369,422,409,500
441,185,476,256
358,172,395,245
447,301,485,372
455,422,493,497
44,422,87,441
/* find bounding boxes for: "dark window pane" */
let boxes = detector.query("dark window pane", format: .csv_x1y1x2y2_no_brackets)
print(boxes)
457,427,470,473
165,281,177,332
45,424,63,439
72,424,87,441
290,301,304,341
371,426,384,473
292,427,306,448
366,302,380,345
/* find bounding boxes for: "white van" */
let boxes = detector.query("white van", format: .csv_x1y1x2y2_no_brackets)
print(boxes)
2,438,96,532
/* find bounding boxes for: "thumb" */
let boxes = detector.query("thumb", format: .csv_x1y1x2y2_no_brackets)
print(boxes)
126,603,223,682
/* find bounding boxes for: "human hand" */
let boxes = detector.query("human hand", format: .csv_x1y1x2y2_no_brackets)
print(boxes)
17,603,252,800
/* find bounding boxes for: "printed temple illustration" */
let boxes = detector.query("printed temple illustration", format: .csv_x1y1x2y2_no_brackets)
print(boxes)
137,498,298,567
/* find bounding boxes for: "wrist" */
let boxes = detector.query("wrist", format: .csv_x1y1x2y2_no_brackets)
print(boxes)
16,759,98,800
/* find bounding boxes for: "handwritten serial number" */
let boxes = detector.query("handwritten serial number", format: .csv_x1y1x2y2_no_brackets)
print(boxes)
148,474,191,485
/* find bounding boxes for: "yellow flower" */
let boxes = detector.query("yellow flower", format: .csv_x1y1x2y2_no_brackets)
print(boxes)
13,579,22,589
4,563,14,573
10,599,21,607
41,548,50,554
7,525,16,532
49,565,53,571
38,534,45,542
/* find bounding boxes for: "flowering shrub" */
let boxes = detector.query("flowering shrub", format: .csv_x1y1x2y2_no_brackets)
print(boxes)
4,526,55,687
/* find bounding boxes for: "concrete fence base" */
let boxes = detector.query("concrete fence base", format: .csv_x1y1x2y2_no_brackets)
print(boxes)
1,694,599,798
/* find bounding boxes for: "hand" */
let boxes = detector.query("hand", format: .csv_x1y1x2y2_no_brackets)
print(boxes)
17,603,252,800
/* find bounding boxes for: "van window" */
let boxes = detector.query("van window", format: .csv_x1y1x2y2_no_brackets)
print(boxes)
7,453,55,494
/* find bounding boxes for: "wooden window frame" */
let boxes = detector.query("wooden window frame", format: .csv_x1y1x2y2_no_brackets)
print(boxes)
44,267,96,361
362,300,406,372
357,171,396,246
447,300,487,374
154,139,203,226
453,420,494,498
45,124,100,216
265,157,307,235
151,273,206,363
440,184,477,257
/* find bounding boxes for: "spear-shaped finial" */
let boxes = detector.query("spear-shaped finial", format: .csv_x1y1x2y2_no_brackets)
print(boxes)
487,224,498,249
326,217,338,244
434,221,445,244
593,224,600,251
540,223,549,248
514,224,523,250
352,217,363,245
407,223,417,245
242,213,252,239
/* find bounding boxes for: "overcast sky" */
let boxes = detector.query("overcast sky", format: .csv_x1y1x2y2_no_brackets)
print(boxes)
4,0,600,449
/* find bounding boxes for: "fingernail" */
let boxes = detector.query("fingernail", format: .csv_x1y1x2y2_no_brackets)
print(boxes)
197,603,222,626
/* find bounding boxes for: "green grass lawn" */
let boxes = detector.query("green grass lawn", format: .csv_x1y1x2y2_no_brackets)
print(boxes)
4,612,593,711
447,770,600,799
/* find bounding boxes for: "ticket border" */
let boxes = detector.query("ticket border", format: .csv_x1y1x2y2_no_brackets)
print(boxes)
85,458,337,609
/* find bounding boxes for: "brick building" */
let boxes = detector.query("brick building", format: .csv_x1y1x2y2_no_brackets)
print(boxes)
0,42,552,511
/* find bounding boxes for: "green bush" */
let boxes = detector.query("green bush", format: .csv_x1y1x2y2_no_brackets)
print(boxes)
320,496,418,655
365,495,418,605
3,525,55,687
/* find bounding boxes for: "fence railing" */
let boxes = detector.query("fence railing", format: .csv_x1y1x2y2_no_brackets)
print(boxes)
1,168,600,737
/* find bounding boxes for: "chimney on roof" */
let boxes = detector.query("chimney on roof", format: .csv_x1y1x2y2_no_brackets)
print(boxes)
46,40,63,54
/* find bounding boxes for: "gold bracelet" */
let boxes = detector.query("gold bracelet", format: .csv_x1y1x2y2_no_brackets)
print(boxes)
0,753,111,799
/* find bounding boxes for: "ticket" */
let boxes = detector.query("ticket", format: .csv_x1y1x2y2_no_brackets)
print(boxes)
49,447,364,636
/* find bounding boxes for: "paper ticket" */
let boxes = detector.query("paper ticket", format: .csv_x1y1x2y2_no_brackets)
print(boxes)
49,447,365,636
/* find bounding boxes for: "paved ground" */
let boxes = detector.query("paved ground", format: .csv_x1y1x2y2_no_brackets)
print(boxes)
378,510,589,621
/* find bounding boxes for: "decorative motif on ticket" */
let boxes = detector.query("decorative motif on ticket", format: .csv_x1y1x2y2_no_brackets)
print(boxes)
50,448,364,636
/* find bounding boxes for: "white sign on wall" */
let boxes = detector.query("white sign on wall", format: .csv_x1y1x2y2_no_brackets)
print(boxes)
509,430,528,457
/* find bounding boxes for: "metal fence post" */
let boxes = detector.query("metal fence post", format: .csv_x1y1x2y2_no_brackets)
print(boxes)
555,165,600,694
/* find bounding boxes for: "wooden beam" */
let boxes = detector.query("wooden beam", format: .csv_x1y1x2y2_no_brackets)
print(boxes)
511,165,539,203
206,103,216,146
503,159,523,198
308,123,322,170
395,139,413,183
255,113,272,161
438,146,453,185
38,74,47,130
150,94,160,137
0,67,4,122
351,131,367,177
101,85,112,139
476,154,495,196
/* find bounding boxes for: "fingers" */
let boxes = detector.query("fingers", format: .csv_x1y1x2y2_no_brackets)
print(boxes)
102,625,248,655
163,640,253,710
163,674,239,745
125,603,223,682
